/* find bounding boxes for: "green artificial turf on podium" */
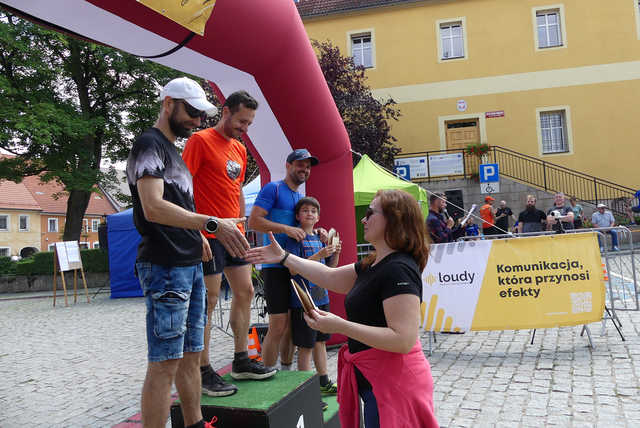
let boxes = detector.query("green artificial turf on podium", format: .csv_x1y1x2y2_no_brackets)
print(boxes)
323,394,339,424
174,370,340,424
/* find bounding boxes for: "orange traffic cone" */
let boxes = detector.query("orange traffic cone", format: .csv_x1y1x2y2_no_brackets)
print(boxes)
248,326,262,361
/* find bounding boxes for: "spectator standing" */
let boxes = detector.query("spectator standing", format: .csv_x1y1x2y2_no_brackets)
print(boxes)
479,196,499,236
495,200,516,233
426,192,466,243
517,195,547,233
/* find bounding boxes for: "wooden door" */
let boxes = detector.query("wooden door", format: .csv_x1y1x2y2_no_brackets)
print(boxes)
445,119,479,150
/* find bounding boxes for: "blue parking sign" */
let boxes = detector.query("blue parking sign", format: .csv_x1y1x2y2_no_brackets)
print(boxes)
479,163,499,183
394,165,410,180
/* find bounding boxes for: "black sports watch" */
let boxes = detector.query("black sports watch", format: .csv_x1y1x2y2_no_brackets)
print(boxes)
205,217,219,234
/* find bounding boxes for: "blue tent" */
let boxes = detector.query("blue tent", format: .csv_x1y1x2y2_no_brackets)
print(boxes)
243,175,260,216
107,208,142,298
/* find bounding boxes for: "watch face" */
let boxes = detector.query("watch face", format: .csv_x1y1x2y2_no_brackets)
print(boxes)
207,219,217,233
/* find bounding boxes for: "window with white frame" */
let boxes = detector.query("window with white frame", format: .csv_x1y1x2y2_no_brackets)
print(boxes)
0,247,10,257
635,0,640,40
540,110,569,153
19,215,29,231
351,33,373,68
48,243,56,251
79,242,89,250
48,218,58,232
536,9,562,48
440,21,465,59
0,215,8,231
93,242,100,249
92,219,100,232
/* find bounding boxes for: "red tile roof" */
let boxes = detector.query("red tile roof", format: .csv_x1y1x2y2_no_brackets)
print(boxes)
0,180,41,211
296,0,424,18
21,175,118,216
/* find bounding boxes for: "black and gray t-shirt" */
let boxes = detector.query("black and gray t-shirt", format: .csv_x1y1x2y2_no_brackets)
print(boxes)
126,128,202,266
547,205,574,231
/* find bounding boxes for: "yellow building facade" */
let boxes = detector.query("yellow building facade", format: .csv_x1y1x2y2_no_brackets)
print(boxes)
0,210,42,257
300,0,640,189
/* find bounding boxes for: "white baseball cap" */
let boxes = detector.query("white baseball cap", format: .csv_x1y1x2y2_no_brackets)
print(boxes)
597,203,607,208
159,77,217,116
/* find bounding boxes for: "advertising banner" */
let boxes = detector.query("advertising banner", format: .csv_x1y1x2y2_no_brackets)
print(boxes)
421,233,605,332
138,0,216,35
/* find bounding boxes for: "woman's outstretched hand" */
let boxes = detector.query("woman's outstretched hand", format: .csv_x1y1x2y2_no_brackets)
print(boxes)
244,232,286,264
303,308,344,334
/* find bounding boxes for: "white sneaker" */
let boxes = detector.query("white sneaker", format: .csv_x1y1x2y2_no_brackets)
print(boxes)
613,246,620,251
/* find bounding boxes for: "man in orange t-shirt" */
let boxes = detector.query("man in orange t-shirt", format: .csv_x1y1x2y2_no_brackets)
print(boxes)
479,195,499,236
183,91,276,397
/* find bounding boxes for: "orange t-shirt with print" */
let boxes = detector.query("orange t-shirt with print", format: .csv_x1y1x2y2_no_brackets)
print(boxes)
479,203,495,229
183,128,247,238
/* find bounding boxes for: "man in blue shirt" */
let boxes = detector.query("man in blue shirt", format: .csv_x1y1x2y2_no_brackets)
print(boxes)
624,190,640,224
248,148,319,370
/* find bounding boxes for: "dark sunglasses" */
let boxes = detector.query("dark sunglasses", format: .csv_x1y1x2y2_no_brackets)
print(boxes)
365,207,379,220
178,100,207,121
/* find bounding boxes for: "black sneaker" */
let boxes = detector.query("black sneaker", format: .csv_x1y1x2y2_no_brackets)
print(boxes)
201,366,238,397
321,401,329,411
230,358,277,380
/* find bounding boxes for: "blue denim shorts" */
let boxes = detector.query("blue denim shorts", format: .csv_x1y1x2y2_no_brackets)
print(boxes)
136,262,207,362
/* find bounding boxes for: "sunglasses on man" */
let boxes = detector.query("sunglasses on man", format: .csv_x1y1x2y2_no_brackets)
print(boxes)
177,99,208,121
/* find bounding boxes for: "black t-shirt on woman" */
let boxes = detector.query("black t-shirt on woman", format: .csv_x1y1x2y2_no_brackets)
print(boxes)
346,252,423,354
126,128,202,267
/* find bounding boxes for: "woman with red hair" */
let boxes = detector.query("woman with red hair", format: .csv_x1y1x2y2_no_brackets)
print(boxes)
246,189,438,428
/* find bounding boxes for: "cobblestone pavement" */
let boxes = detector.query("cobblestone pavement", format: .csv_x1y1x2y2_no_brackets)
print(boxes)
1,290,640,427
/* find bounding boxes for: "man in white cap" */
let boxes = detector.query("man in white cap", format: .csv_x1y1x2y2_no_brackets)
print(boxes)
591,203,619,251
126,77,249,428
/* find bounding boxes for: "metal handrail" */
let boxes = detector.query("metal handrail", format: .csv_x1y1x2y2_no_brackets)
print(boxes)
397,146,637,216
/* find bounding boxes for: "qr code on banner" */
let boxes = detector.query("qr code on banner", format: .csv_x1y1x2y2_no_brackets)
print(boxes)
571,292,592,314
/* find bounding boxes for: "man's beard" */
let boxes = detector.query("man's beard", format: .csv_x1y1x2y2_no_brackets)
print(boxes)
526,205,536,211
289,173,306,186
169,110,193,139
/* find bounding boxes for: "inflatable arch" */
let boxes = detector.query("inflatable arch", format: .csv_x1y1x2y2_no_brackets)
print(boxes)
4,0,355,331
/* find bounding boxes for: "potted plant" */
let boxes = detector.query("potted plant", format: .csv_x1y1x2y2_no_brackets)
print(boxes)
465,143,490,157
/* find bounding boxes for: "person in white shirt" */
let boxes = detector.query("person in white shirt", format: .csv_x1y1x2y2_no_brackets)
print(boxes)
591,203,619,251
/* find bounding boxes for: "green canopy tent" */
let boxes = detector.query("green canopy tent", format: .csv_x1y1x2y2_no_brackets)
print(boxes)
353,154,429,243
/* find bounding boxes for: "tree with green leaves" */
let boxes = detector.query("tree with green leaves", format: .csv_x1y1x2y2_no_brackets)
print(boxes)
0,11,182,241
312,39,401,169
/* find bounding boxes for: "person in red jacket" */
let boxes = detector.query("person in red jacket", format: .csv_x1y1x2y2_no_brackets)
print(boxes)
246,189,439,428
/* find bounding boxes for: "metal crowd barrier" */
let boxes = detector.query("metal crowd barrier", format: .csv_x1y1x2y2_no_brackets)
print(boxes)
454,226,639,346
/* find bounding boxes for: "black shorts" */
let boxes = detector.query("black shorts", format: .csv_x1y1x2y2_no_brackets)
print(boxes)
262,267,291,314
291,304,331,348
202,238,248,276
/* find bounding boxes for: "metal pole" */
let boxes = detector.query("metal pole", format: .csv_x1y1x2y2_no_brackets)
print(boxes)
543,161,547,191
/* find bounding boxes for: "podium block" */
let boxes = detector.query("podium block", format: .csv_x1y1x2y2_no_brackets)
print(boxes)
171,371,338,428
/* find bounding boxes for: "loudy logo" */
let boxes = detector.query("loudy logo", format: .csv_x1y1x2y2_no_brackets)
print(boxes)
437,270,476,285
425,273,437,286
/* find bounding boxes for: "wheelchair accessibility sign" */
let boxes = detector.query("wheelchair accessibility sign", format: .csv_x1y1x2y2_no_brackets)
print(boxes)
479,163,500,194
480,181,500,194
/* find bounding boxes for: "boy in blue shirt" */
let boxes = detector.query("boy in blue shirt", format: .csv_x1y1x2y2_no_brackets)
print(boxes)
284,197,341,399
